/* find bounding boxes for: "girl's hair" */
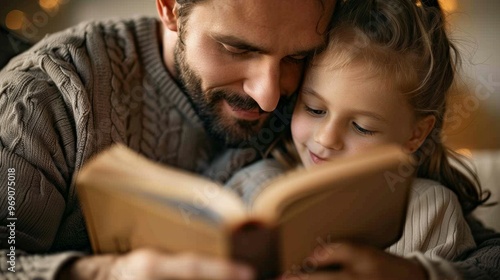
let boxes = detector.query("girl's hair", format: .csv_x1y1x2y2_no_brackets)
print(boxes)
275,0,490,214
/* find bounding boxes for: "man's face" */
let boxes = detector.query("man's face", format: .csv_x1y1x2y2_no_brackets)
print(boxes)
174,0,335,146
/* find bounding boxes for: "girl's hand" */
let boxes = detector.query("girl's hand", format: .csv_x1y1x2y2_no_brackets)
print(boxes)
279,242,428,280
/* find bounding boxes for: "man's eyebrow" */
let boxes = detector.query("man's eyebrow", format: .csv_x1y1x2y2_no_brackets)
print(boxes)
307,43,326,56
293,48,320,58
211,34,268,53
211,33,324,57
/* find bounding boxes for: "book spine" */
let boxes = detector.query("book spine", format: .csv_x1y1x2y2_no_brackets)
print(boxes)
230,221,279,279
77,188,102,253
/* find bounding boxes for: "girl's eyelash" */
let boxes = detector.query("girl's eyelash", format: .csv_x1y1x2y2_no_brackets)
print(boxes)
303,104,376,136
304,105,325,116
353,122,375,136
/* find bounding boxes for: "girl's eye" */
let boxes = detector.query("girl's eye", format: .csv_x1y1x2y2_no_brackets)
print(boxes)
304,105,326,116
353,122,375,136
221,44,248,55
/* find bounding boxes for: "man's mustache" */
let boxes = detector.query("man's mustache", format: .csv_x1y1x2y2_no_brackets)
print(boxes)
214,91,262,112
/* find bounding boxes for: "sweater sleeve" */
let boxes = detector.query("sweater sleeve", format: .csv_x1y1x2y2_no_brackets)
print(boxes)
0,44,94,277
452,215,500,279
0,67,78,251
224,158,288,206
0,249,84,279
405,216,500,280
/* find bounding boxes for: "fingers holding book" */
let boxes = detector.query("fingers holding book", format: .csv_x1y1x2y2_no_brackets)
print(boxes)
58,248,255,280
277,242,427,280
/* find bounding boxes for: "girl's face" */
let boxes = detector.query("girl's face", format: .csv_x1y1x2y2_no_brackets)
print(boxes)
292,60,427,167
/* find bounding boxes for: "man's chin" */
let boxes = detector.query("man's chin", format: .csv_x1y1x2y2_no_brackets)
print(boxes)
212,127,259,148
207,119,263,148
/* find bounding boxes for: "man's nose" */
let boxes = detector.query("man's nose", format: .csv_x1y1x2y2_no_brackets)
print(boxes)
242,58,282,112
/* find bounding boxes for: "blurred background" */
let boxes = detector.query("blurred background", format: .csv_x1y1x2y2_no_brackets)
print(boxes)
1,0,500,229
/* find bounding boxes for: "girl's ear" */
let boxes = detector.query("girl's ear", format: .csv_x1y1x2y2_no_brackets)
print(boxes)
404,115,436,153
157,0,179,32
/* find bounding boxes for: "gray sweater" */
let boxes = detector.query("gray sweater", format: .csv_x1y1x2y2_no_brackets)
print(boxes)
0,17,498,279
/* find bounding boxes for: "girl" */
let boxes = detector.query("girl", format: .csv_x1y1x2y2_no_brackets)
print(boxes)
290,0,487,260
226,0,491,278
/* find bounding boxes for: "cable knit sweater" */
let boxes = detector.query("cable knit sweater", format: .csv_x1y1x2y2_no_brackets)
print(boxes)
0,17,499,279
0,17,262,279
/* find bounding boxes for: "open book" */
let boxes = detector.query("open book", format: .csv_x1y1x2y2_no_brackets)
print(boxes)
76,144,412,278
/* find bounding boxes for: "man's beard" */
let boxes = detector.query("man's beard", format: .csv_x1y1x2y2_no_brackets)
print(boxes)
174,41,267,147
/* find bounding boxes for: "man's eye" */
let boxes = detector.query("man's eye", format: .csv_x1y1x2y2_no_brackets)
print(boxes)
291,54,307,60
222,44,248,54
285,54,307,64
304,105,325,116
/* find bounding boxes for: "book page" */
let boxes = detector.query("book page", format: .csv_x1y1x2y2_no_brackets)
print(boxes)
76,144,249,254
251,145,410,221
79,182,232,255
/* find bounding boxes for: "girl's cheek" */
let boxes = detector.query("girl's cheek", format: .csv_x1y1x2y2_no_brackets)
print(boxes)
291,112,313,144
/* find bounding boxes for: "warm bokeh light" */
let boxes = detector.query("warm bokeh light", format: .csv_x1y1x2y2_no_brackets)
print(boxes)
439,0,458,13
456,148,473,158
416,0,458,13
39,0,61,11
5,10,25,31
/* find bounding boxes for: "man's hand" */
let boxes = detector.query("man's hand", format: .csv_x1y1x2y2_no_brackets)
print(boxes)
57,248,255,280
280,242,428,280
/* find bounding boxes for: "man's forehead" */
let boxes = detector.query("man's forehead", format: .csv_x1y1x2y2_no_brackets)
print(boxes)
193,0,335,53
204,0,334,31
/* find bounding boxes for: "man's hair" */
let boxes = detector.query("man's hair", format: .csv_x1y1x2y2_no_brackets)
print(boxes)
175,0,204,19
175,0,330,18
174,0,205,42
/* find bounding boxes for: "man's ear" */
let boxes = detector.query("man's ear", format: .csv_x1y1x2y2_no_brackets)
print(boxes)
404,115,436,153
157,0,179,32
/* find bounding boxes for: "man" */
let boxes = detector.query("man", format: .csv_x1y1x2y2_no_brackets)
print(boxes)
0,0,498,279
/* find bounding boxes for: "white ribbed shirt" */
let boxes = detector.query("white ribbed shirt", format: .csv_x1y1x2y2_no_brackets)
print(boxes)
386,178,475,259
386,178,475,280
